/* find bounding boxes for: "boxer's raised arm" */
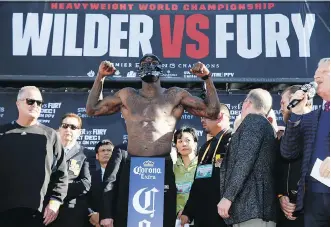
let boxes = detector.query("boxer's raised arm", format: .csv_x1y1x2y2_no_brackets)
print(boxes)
86,61,122,116
180,85,220,120
180,61,220,119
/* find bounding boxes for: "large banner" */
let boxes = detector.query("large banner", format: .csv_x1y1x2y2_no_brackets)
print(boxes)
0,2,329,82
127,157,165,227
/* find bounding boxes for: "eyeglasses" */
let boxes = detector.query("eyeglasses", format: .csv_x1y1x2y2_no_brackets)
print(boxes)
61,123,79,130
24,98,43,107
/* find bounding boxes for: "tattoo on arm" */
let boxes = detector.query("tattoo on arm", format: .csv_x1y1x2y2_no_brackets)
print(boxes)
86,76,122,116
180,78,220,119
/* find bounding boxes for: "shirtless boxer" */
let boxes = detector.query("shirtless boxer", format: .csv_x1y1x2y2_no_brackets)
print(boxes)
86,54,220,227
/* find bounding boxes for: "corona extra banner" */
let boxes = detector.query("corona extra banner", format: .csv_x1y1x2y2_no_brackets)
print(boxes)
127,157,165,227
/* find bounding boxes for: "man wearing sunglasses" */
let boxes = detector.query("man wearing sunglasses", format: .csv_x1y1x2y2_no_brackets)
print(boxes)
48,113,91,227
0,86,68,227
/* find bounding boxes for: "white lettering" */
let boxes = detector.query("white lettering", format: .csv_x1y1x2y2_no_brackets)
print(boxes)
128,15,153,57
109,14,128,57
92,129,107,135
13,13,53,56
291,13,315,57
215,15,234,58
84,14,109,56
265,14,290,57
133,166,162,175
237,14,262,59
139,220,151,227
48,103,62,108
52,14,65,56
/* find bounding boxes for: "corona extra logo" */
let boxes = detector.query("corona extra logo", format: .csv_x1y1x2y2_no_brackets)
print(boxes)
143,160,154,168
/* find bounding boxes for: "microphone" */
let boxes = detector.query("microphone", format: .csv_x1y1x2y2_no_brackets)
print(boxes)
287,82,318,110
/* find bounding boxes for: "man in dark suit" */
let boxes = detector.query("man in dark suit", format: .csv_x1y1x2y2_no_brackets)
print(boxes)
276,85,313,227
218,88,278,227
100,143,128,227
49,113,91,227
180,104,232,227
87,139,114,227
281,58,330,227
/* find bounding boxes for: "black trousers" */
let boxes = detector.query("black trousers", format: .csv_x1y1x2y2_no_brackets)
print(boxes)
48,204,88,227
114,157,177,227
304,191,330,227
0,208,44,227
277,211,304,227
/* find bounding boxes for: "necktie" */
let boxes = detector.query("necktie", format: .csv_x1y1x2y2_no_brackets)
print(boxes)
324,101,330,112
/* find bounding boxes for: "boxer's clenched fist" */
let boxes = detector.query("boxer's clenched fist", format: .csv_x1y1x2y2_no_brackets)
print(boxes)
98,61,116,78
190,62,210,78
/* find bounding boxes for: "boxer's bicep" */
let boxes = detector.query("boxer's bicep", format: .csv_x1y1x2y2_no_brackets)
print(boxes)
180,92,209,117
91,92,122,116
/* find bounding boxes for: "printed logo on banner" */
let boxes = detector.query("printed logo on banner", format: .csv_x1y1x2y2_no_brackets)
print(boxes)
224,102,242,123
78,128,108,151
183,71,197,78
113,70,121,77
127,71,137,78
0,107,4,118
181,110,194,120
38,102,62,124
77,107,90,118
211,72,235,78
195,130,203,137
162,70,177,78
87,70,95,77
128,158,165,227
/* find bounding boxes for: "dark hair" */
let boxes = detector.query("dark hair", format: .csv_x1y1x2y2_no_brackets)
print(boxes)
281,85,313,106
173,127,198,144
61,113,83,129
95,139,114,154
281,85,302,96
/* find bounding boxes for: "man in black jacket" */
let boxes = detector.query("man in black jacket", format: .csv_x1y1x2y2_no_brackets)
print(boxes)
276,85,312,227
49,113,91,227
218,88,278,227
180,104,232,227
0,86,68,227
87,139,114,227
100,143,128,227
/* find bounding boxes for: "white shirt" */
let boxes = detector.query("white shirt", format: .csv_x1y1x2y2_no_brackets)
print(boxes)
63,142,76,155
322,100,327,110
101,167,105,181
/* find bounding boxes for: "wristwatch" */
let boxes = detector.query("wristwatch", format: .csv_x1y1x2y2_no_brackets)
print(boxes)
201,72,211,80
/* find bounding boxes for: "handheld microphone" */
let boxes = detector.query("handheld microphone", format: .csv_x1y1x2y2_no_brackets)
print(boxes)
287,82,318,110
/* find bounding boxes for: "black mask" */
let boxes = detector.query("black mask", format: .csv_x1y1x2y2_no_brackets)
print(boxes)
138,54,162,83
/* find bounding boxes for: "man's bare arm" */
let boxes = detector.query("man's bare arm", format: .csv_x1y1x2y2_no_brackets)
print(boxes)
180,62,220,119
180,78,220,119
86,61,122,116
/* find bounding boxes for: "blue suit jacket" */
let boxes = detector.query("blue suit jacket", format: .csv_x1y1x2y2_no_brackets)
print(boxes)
280,108,329,212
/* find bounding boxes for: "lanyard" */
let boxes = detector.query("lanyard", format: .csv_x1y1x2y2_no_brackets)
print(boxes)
200,129,228,164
